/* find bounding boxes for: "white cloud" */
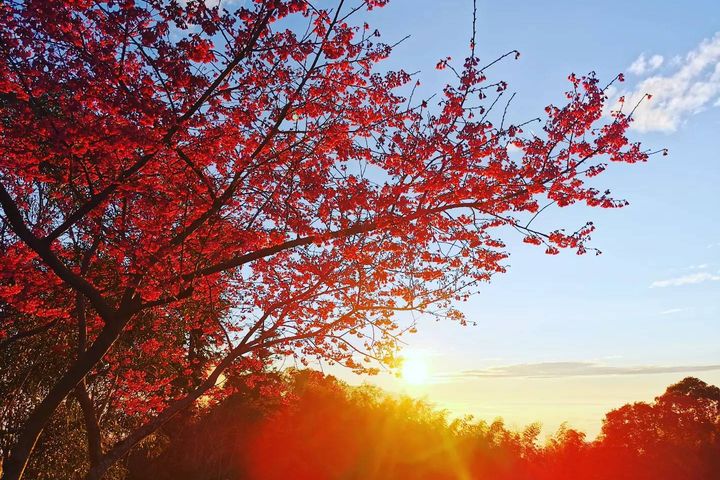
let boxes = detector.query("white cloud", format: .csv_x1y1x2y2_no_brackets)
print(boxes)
445,362,720,379
628,53,664,75
609,33,720,132
659,308,685,315
648,54,665,70
650,271,720,288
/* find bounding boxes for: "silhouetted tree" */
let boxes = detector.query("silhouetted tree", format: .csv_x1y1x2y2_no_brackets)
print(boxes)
596,377,720,480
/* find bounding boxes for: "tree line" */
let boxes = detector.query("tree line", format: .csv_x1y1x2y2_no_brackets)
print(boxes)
8,371,717,480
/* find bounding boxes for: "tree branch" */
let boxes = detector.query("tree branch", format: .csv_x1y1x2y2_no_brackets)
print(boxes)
43,8,275,244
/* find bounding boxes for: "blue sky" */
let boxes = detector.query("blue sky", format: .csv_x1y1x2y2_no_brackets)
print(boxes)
215,0,720,436
318,0,720,436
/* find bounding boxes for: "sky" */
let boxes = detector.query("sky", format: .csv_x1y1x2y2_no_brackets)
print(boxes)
312,0,720,438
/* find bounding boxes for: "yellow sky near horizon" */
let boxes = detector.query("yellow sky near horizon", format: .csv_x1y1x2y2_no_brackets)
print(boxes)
333,367,720,440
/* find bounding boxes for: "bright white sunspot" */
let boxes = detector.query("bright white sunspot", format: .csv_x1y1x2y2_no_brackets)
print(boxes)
401,354,430,385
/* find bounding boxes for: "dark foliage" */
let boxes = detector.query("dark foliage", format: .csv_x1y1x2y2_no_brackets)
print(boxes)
122,373,720,480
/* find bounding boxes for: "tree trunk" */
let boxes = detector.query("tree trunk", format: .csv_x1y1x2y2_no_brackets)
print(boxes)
84,342,251,480
75,381,103,467
1,319,126,480
84,380,207,480
74,288,103,468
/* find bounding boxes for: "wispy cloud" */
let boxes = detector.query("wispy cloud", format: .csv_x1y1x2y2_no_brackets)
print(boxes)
445,362,720,379
610,33,720,132
628,53,664,76
650,272,720,288
659,308,686,315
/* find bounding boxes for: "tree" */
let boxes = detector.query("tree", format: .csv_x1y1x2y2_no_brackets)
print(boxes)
0,0,656,478
598,377,720,480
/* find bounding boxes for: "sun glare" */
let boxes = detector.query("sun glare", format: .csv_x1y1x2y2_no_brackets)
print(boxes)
401,355,430,385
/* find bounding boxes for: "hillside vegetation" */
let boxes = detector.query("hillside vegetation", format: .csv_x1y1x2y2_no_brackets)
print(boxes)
118,372,720,480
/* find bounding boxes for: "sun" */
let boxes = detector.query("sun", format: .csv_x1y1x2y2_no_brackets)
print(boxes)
401,355,430,385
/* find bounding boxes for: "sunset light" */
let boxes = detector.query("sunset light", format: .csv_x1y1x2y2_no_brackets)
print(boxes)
401,354,430,385
2,1,719,479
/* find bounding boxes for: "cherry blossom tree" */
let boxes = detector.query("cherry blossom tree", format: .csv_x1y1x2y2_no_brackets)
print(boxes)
0,0,658,478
